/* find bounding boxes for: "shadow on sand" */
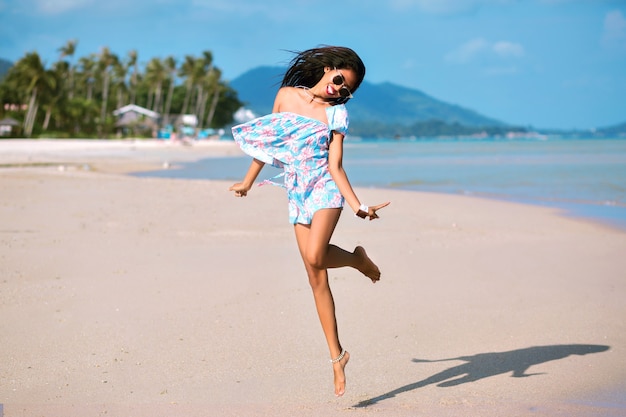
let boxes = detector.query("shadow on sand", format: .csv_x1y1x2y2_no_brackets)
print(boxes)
354,344,610,408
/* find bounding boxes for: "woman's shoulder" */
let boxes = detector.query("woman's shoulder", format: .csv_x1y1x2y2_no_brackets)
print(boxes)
275,86,301,99
273,86,301,112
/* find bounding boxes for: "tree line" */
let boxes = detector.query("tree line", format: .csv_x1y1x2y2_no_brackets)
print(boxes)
0,40,243,138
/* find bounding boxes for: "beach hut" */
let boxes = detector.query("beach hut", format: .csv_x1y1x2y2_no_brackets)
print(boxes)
0,117,20,136
113,104,159,118
112,104,160,138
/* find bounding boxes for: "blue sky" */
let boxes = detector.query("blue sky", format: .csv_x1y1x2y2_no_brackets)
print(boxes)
1,0,625,129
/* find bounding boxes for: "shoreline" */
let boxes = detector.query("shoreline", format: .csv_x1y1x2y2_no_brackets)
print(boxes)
1,139,625,416
1,138,623,232
0,138,243,174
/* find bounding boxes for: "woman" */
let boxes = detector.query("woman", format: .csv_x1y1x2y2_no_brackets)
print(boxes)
229,46,389,397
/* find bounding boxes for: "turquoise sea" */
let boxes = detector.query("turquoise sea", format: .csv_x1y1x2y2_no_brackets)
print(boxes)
134,137,626,230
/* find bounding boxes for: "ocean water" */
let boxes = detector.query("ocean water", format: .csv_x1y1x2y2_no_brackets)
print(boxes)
134,137,626,230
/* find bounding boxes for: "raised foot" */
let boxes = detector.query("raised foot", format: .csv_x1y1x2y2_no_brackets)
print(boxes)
354,246,381,283
332,350,350,397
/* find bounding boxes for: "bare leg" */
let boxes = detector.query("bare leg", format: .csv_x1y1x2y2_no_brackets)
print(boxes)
326,245,381,283
294,208,350,396
298,211,382,283
294,208,383,395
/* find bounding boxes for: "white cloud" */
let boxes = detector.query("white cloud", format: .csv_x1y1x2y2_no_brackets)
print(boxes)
602,9,626,50
390,0,514,14
401,58,419,70
34,0,93,14
446,38,525,63
538,0,610,4
191,0,254,12
26,0,247,16
234,107,257,123
445,38,489,63
493,41,525,57
483,65,519,75
190,0,305,19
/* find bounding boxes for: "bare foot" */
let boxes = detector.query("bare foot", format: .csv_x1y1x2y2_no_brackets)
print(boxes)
332,350,350,397
354,246,381,283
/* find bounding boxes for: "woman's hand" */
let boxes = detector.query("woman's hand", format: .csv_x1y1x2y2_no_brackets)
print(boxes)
229,159,265,197
229,182,250,197
365,202,391,220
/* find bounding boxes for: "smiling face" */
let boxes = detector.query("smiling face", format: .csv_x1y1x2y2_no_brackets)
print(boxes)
328,69,353,99
315,67,358,102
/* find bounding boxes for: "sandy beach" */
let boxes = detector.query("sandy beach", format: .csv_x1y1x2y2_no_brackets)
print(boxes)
1,139,625,417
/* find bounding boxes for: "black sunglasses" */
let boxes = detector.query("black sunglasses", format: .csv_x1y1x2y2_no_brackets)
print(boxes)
332,69,353,99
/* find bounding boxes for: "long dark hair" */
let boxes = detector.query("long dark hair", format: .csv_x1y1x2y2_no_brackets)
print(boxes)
281,46,366,104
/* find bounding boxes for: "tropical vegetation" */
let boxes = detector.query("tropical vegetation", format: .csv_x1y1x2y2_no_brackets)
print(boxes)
0,40,242,138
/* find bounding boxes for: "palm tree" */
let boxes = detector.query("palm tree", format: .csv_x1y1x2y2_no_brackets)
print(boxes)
112,59,129,110
144,58,167,113
73,54,99,131
194,51,214,125
204,67,224,128
41,61,66,130
97,47,118,133
9,52,55,136
126,50,139,105
58,39,78,99
0,42,242,138
178,55,197,116
44,40,78,132
162,56,177,126
64,97,90,135
77,54,97,101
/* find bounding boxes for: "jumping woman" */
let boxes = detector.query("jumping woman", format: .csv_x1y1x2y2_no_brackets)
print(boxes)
229,45,390,397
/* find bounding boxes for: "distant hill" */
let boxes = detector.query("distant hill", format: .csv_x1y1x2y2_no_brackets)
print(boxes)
597,122,626,137
0,58,12,79
229,66,283,115
230,66,505,130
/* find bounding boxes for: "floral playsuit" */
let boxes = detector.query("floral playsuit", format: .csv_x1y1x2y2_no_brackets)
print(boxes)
232,104,349,224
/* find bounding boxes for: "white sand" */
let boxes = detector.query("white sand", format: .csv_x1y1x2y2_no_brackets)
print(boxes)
1,140,625,416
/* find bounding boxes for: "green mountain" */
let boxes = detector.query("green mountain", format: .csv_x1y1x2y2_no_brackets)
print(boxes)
229,66,283,115
230,66,505,131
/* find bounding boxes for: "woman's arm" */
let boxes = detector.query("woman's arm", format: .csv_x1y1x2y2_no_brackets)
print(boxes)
229,88,288,197
328,132,360,212
328,132,389,219
229,158,265,197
